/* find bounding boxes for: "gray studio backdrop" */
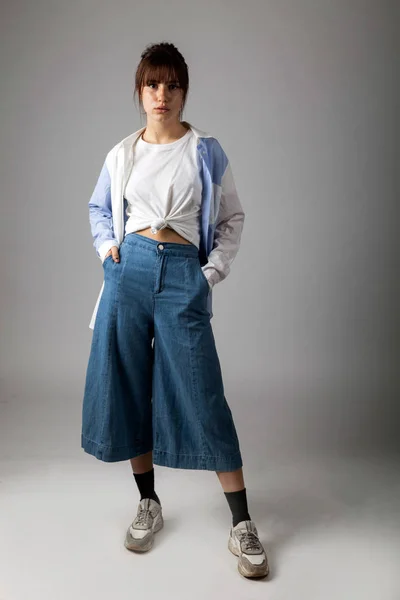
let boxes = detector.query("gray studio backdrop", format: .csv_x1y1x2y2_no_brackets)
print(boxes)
1,0,399,464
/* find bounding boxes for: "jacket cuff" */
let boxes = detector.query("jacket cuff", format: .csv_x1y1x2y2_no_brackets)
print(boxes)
98,239,120,262
201,266,216,290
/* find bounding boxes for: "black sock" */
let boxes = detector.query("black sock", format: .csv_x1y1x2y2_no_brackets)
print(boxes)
133,467,161,506
224,487,251,527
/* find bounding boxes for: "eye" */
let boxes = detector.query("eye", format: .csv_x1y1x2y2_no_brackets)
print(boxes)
147,83,179,90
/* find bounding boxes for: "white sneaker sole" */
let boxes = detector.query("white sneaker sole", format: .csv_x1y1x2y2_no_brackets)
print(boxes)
124,513,164,553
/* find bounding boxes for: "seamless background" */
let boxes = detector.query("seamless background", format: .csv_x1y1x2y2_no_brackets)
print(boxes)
1,1,399,599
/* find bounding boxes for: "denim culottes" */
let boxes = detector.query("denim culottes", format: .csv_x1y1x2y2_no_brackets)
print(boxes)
81,232,243,471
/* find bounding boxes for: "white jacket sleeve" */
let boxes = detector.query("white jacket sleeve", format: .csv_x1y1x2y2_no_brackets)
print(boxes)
201,160,245,288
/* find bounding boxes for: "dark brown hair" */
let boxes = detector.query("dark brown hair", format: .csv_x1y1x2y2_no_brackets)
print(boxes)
133,42,189,119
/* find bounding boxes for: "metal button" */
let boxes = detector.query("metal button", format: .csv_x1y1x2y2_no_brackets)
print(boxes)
158,244,164,250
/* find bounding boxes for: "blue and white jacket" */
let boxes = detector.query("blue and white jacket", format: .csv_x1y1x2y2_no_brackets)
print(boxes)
88,121,245,329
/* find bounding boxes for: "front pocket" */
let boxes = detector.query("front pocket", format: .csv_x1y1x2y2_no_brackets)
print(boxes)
102,254,113,267
196,259,210,292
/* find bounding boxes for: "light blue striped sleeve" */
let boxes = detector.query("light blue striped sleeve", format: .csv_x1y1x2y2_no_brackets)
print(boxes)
88,159,120,261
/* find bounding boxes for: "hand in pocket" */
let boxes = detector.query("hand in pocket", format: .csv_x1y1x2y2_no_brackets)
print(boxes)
103,246,120,264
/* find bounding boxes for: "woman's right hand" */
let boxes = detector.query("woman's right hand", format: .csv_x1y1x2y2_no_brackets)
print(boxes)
104,246,120,263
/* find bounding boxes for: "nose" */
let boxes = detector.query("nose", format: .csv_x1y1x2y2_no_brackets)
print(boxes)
157,84,169,99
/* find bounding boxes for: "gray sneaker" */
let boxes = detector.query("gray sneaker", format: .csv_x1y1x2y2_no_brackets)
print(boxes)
228,519,269,578
124,498,164,553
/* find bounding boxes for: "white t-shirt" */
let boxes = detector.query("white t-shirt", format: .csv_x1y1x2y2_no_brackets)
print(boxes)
124,128,203,248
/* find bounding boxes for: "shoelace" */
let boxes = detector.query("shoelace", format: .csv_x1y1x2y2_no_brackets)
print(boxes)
135,507,152,527
237,530,262,552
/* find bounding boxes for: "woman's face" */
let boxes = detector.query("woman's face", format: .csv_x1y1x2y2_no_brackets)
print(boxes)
141,79,184,123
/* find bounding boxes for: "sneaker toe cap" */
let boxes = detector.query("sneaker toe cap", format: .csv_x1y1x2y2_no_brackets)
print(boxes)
240,554,269,576
243,551,266,566
129,527,149,540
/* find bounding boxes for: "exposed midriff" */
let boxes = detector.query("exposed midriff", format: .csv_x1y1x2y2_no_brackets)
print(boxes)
135,226,193,245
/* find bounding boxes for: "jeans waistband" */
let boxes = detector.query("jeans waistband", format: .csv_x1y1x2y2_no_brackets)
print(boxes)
124,232,200,258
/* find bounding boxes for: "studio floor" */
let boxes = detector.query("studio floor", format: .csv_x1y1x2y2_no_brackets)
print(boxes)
1,452,399,600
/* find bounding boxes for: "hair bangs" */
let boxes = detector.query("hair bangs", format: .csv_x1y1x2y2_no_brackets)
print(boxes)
142,62,181,87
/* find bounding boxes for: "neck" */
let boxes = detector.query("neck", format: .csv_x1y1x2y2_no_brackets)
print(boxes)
141,119,189,144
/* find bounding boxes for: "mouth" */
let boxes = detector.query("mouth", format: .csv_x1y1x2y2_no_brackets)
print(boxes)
155,108,169,112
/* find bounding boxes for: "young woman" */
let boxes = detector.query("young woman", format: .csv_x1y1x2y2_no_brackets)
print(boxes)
81,42,269,579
